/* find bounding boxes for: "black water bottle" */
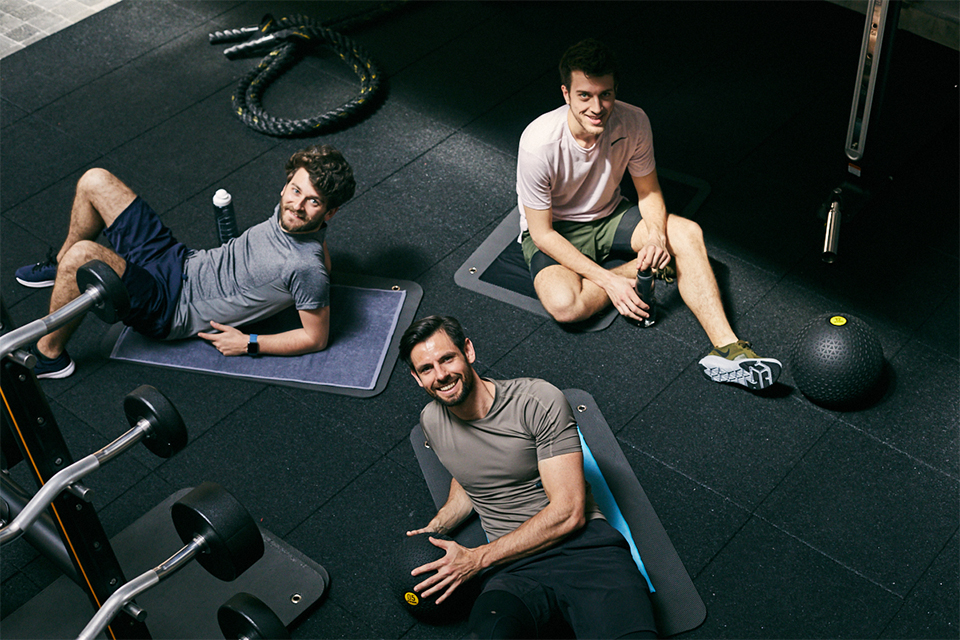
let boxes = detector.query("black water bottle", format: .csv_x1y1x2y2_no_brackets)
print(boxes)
212,189,239,245
635,268,656,327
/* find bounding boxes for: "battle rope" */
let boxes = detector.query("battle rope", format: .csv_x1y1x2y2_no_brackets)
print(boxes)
210,6,401,137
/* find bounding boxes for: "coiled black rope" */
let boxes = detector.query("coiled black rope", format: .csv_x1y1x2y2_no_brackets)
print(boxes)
210,6,401,137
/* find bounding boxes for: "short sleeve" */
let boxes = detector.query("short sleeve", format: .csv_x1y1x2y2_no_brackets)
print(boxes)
523,381,581,461
289,252,330,310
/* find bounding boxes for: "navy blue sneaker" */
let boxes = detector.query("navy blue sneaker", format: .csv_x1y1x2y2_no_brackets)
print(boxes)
30,345,75,379
16,250,58,288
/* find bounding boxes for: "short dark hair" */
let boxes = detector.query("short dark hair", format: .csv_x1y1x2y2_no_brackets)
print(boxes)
399,315,467,370
559,38,619,89
285,145,356,210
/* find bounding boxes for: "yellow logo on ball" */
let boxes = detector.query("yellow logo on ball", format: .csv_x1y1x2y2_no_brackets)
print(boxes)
404,592,420,606
830,316,847,326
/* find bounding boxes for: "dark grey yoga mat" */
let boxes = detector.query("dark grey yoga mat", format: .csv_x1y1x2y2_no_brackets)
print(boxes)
454,168,710,332
410,388,706,637
108,273,422,397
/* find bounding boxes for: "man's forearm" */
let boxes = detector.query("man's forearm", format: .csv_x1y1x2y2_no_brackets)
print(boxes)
257,328,327,355
427,479,474,534
531,228,622,287
633,172,668,240
637,191,667,236
473,499,585,571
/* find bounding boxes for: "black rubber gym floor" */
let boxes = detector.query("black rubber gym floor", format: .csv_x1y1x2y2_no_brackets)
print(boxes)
2,1,957,638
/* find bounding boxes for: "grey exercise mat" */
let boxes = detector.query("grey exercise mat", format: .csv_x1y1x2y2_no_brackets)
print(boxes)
409,388,706,637
108,273,422,397
454,168,710,332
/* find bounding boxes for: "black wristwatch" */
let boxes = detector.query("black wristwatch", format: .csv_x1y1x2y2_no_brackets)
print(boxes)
246,334,260,356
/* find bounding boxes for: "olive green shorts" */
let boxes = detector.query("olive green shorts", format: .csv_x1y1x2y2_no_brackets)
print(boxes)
521,199,641,279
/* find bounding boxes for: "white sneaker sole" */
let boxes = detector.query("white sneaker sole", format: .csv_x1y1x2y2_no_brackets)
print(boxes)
699,356,782,390
16,277,55,288
36,360,76,379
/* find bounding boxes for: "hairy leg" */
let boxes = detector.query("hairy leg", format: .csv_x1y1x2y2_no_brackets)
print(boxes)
632,214,737,346
37,241,126,358
533,261,636,324
38,168,135,358
57,168,137,262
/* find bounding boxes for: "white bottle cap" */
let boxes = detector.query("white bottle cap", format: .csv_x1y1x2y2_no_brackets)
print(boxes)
213,189,232,207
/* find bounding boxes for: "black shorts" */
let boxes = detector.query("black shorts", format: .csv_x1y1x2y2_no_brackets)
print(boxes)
102,197,187,339
480,519,657,638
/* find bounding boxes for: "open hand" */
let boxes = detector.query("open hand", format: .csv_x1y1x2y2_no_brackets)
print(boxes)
411,537,481,604
197,321,248,356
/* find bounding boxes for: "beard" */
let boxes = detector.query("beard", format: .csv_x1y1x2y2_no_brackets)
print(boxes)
279,206,324,234
430,373,475,407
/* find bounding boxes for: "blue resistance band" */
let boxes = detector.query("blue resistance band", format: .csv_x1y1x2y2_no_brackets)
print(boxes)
578,427,655,593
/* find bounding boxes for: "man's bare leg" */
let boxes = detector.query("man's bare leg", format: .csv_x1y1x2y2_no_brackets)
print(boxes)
634,214,737,347
533,261,637,324
532,213,737,339
631,214,781,389
37,169,136,359
56,168,137,262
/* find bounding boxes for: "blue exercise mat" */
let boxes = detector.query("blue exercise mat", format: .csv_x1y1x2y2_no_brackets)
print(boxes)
409,388,706,637
108,274,422,397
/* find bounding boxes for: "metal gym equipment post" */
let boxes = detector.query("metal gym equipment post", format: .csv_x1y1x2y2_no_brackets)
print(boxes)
820,0,901,263
0,301,150,639
1,297,330,638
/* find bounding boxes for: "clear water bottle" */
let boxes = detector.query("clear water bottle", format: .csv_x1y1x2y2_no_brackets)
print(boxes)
212,189,239,245
634,268,656,327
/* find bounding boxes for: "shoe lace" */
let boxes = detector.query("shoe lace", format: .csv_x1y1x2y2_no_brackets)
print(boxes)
735,340,759,358
34,248,57,270
653,264,675,284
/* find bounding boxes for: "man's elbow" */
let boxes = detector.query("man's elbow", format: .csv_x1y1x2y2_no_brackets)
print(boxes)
558,506,587,536
527,226,551,247
310,335,329,352
299,330,328,354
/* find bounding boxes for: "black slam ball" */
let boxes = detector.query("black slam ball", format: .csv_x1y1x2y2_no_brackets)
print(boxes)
391,532,476,625
789,313,884,408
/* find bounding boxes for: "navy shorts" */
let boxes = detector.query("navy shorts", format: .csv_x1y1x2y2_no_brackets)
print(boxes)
479,519,657,638
102,197,187,339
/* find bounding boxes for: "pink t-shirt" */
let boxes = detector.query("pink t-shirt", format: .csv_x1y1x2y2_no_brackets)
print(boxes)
516,101,656,232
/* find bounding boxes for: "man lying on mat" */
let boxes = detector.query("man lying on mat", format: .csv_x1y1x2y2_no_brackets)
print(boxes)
399,315,657,639
517,38,781,390
15,144,355,379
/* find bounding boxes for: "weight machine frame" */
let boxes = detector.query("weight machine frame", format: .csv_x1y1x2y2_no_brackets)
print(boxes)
819,0,902,262
1,300,149,638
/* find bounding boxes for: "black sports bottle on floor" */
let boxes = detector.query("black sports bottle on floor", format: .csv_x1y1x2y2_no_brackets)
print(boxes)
634,268,656,327
212,189,239,245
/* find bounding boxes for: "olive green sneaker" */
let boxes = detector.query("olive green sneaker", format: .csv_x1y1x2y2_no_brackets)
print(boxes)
653,261,675,284
698,340,781,390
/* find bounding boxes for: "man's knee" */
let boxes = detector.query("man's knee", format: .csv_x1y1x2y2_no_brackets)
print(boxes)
77,168,119,193
539,295,581,324
467,590,537,640
667,215,705,253
533,270,586,324
59,240,124,276
76,168,136,213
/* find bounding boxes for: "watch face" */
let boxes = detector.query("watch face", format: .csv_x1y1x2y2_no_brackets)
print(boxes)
247,341,259,354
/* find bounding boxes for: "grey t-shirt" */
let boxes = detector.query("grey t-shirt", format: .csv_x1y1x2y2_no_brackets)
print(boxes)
420,377,603,541
167,205,328,339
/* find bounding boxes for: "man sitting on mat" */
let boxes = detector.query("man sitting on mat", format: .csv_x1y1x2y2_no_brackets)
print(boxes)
14,144,355,379
518,38,781,390
399,315,657,639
